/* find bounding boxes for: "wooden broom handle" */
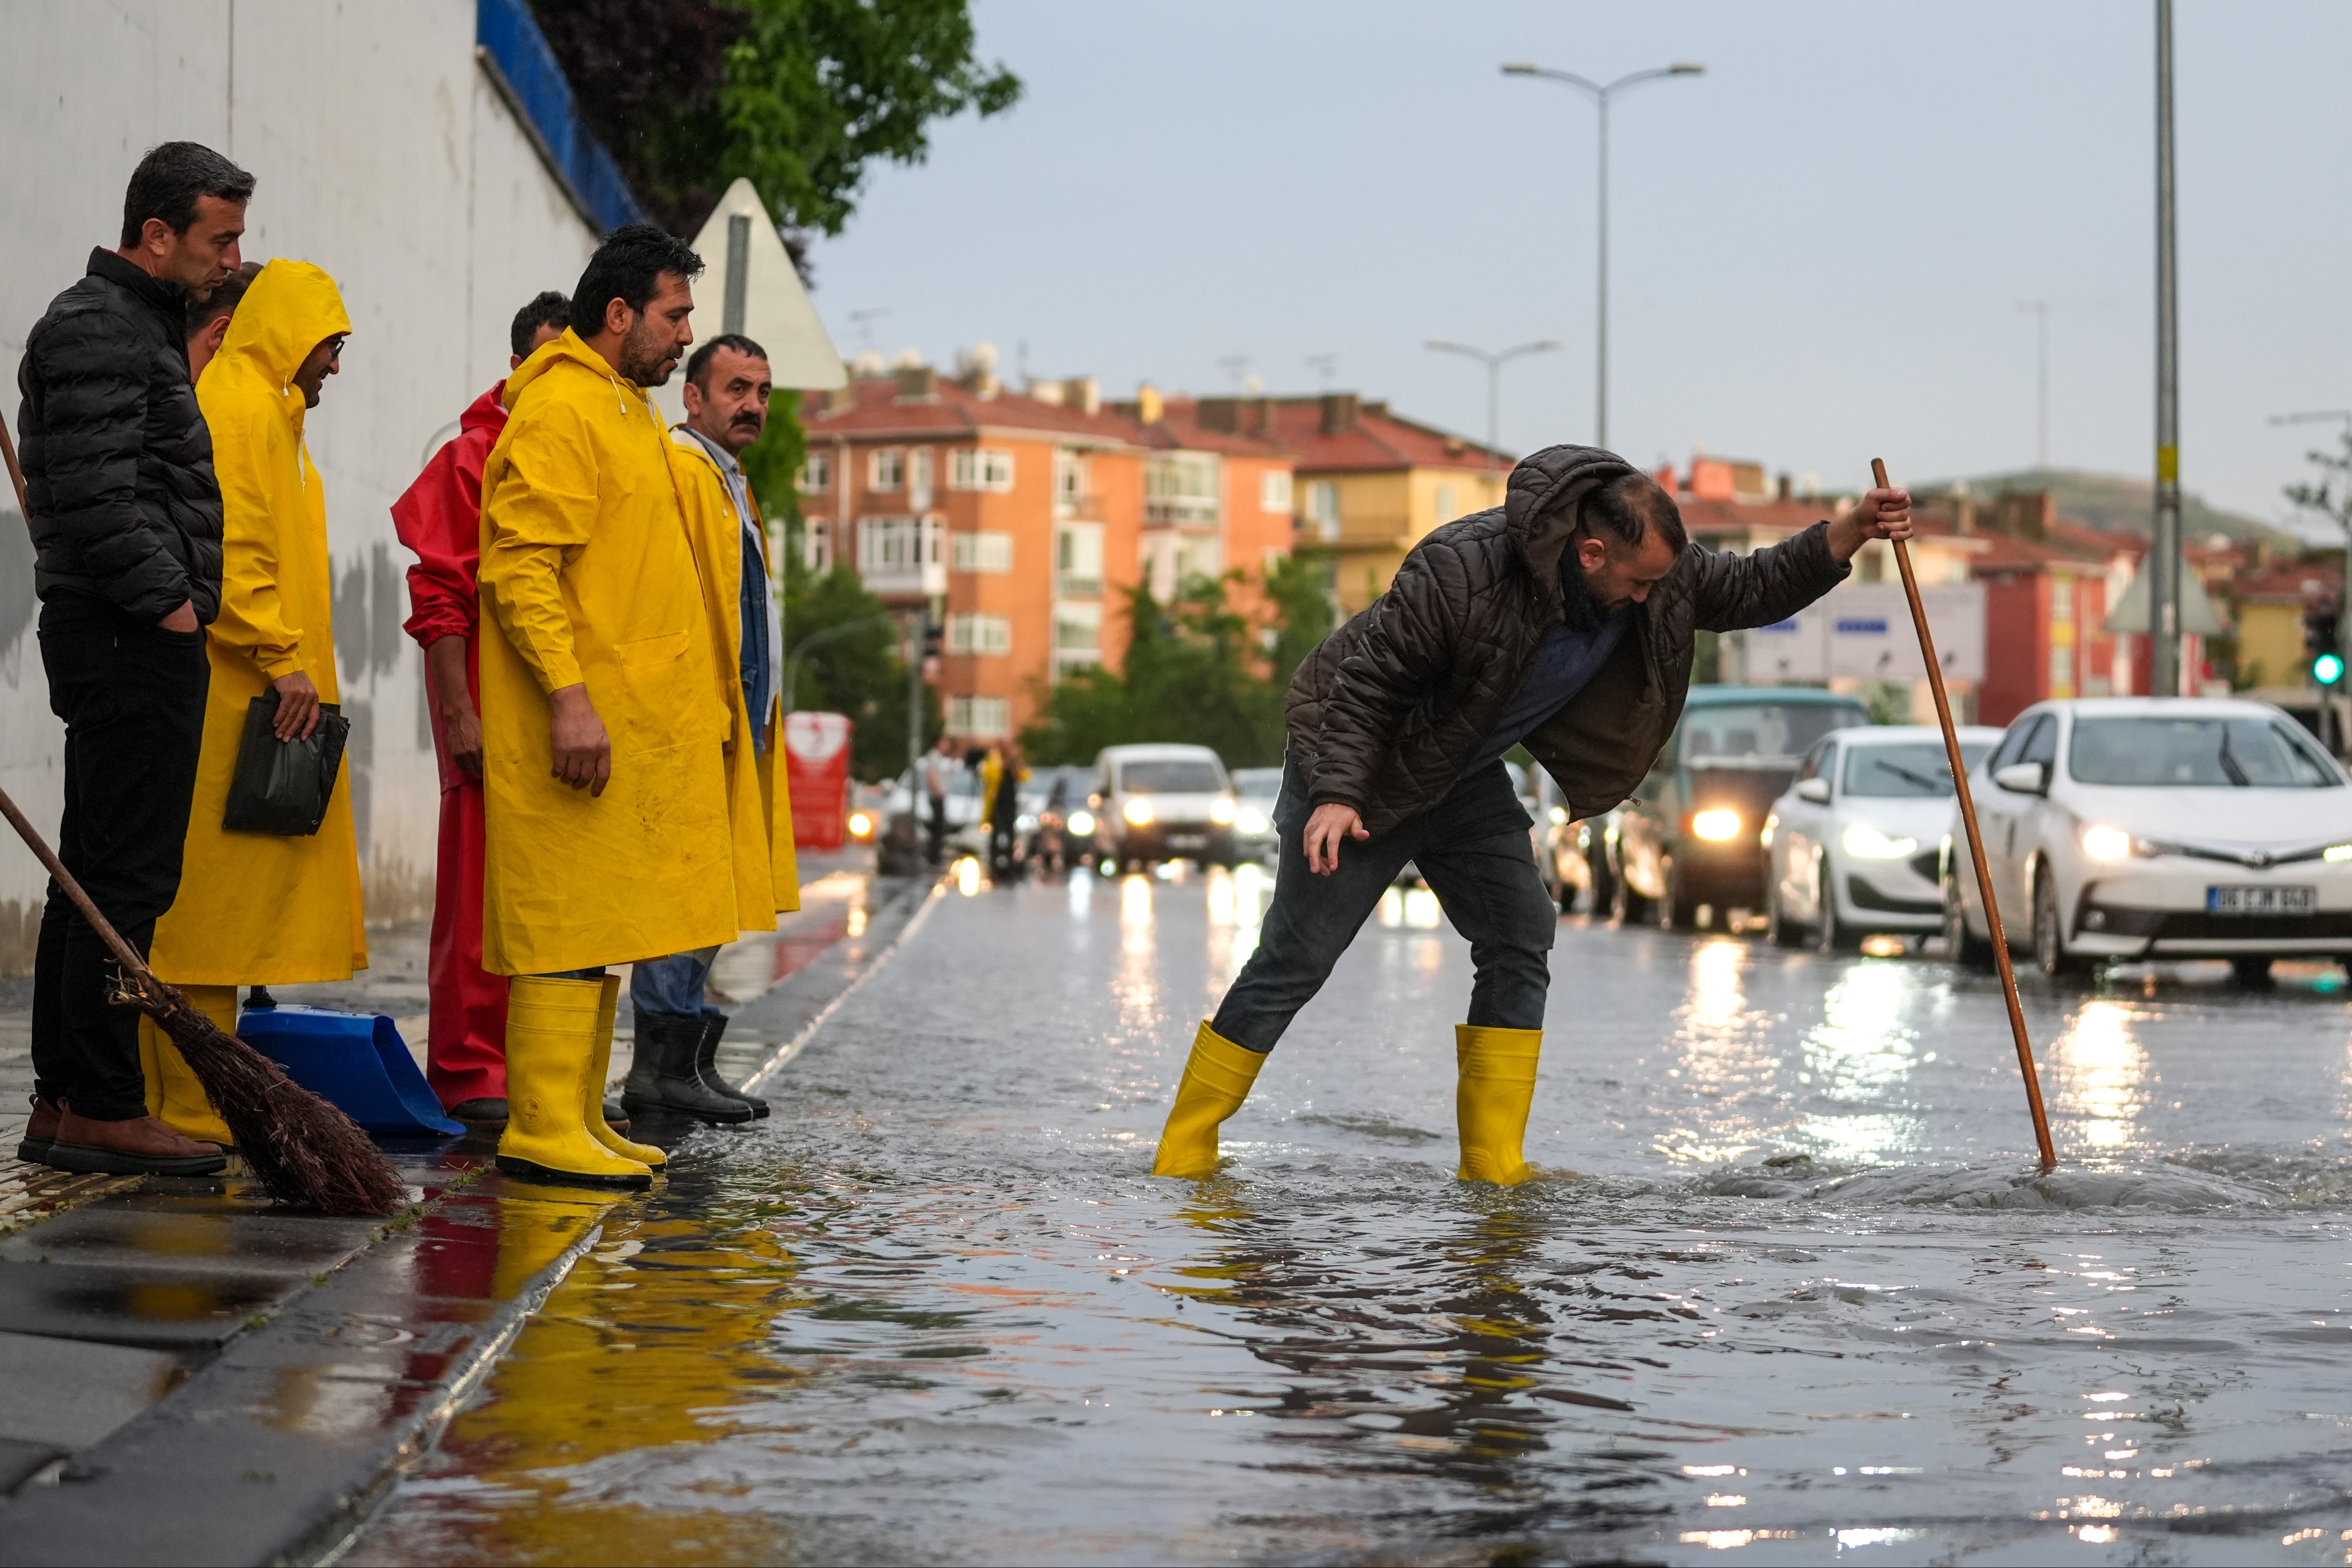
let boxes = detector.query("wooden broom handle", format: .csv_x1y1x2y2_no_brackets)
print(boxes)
0,411,28,522
1873,457,2057,1172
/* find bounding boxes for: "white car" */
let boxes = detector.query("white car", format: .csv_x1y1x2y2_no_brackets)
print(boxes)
1945,696,2352,983
1085,744,1238,870
1229,766,1282,862
1762,724,2002,950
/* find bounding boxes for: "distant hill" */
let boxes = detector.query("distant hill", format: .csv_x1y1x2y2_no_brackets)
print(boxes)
1932,468,2299,547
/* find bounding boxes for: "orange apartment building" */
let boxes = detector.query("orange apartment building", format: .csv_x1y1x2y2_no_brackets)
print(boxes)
1113,390,1298,619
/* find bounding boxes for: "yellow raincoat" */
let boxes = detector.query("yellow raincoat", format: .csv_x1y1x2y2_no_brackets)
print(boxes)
151,260,365,985
668,431,800,927
476,329,735,975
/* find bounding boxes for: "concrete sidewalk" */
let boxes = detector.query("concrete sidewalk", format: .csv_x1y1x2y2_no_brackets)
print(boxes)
0,852,929,1565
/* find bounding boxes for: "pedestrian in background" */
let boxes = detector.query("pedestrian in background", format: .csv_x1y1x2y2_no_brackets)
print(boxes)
184,260,260,383
147,260,368,1143
983,742,1026,879
14,143,251,1176
389,290,571,1130
919,732,957,864
475,223,736,1187
628,332,802,1124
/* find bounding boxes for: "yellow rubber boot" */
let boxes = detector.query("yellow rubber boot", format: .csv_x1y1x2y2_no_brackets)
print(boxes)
140,986,235,1147
1456,1024,1542,1184
495,977,652,1188
1150,1020,1267,1177
585,976,664,1168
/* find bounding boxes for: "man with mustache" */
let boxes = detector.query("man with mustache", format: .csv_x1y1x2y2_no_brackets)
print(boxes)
624,333,801,1124
1149,446,1913,1185
474,224,737,1186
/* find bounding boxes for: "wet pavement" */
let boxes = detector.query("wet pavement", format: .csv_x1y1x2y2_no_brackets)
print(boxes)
0,853,900,1562
341,863,2352,1567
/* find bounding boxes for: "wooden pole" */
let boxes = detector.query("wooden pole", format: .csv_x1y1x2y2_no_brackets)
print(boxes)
0,409,31,520
1873,457,2058,1173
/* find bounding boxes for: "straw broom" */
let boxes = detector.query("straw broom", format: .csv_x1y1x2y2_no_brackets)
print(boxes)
1,418,406,1216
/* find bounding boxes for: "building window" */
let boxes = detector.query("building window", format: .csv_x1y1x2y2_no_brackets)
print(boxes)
869,449,904,491
1145,452,1221,526
1434,482,1457,523
797,451,831,494
2049,640,2075,696
950,531,1014,574
911,448,934,507
1053,601,1102,652
1306,480,1340,541
2051,573,2075,623
1055,451,1088,509
1261,470,1293,514
949,447,1015,492
804,521,832,574
947,695,1010,738
1056,522,1105,598
947,613,1013,656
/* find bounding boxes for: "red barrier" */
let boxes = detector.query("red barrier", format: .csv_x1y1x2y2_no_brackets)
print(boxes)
784,711,853,850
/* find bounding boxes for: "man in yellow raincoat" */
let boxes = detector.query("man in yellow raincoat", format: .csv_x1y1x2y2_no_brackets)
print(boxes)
148,259,367,1142
621,332,801,1124
476,224,735,1188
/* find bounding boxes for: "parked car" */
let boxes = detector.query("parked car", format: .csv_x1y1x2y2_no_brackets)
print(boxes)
1084,744,1238,869
1230,766,1282,862
1024,765,1094,873
1944,696,2352,984
1761,723,2001,950
1610,687,1873,929
879,759,987,857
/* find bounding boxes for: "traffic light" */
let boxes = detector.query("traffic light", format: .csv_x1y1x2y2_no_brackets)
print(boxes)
921,614,943,661
2307,605,2342,686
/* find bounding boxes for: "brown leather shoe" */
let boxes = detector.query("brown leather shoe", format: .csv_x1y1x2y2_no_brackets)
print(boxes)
15,1097,61,1165
47,1109,227,1176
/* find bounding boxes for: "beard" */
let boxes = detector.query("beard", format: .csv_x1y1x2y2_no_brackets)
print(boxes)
1558,541,1608,634
616,319,678,386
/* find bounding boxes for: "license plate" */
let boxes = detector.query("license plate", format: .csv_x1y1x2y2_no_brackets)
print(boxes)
2206,884,2316,915
1167,834,1205,849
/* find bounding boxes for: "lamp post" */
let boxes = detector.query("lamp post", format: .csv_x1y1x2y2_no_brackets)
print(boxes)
2151,0,2181,698
1503,59,1703,452
1425,339,1560,487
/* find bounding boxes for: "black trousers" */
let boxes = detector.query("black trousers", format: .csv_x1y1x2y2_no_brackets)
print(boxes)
29,598,209,1120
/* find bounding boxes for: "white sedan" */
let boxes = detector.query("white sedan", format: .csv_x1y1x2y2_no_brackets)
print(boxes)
1762,724,2002,950
1944,696,2352,983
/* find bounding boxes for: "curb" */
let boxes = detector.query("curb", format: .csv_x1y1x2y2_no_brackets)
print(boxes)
0,871,942,1567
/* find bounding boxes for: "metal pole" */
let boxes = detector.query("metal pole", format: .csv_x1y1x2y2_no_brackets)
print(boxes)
907,612,922,787
1596,89,1610,452
1486,359,1500,480
2152,0,2182,699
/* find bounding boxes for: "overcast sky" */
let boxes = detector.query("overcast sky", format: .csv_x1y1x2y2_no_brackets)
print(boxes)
804,0,2352,528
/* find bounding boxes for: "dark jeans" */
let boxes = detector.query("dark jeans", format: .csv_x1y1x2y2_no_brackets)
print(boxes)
926,795,948,863
1211,758,1556,1052
30,598,209,1119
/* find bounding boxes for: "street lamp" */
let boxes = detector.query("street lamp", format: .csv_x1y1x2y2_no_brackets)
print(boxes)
1425,338,1560,484
1503,58,1703,452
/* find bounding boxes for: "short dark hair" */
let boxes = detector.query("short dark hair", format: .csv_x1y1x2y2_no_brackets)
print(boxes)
509,290,570,359
569,223,703,336
186,261,262,338
120,142,255,249
1587,471,1687,555
686,333,769,390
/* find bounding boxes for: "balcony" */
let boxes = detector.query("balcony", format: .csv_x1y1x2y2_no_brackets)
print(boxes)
857,515,947,599
1054,491,1107,521
1144,496,1221,528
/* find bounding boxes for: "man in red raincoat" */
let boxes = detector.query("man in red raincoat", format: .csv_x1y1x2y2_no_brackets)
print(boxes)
391,291,570,1125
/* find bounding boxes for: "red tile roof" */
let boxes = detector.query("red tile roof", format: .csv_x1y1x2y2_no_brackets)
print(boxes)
2229,563,2341,603
1262,395,1510,474
1115,396,1289,457
800,372,1144,446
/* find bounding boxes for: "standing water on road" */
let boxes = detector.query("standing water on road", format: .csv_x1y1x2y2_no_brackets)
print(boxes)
354,867,2352,1565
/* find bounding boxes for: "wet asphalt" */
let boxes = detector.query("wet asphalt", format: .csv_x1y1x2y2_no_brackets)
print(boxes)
351,863,2352,1566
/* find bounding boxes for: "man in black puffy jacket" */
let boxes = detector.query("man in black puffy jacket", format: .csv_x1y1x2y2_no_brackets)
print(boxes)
1150,444,1912,1185
12,142,253,1175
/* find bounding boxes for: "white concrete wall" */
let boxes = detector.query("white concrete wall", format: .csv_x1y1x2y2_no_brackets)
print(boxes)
0,0,600,963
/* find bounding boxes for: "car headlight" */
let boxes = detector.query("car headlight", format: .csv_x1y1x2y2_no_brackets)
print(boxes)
1122,797,1155,826
1238,808,1269,835
2327,844,2352,863
1691,807,1742,841
2080,824,2134,861
847,811,873,839
1841,821,1918,859
1067,810,1095,836
1209,797,1237,825
1548,805,1568,825
1759,815,1776,851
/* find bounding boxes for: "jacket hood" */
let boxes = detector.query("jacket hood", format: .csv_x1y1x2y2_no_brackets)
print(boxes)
503,327,654,418
461,379,509,436
216,260,351,396
1503,443,1639,605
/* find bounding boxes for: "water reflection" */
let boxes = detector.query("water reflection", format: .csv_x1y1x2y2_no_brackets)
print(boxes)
1202,864,1266,989
1666,940,1778,1163
2049,999,2149,1152
1794,961,1923,1163
1115,874,1158,1031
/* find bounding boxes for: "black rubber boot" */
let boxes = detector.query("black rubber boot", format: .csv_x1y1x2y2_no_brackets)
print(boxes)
622,1010,753,1123
693,1012,769,1119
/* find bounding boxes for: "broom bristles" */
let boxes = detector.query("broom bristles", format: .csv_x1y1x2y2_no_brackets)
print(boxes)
121,972,409,1216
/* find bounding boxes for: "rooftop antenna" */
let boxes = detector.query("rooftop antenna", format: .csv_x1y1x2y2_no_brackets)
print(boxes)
848,307,890,348
1305,352,1339,391
1217,353,1252,393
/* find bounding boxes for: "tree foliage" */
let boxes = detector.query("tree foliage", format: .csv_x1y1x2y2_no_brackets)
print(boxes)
527,0,1021,243
1019,558,1336,769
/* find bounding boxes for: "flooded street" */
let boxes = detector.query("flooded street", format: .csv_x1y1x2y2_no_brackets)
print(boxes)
352,867,2352,1566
